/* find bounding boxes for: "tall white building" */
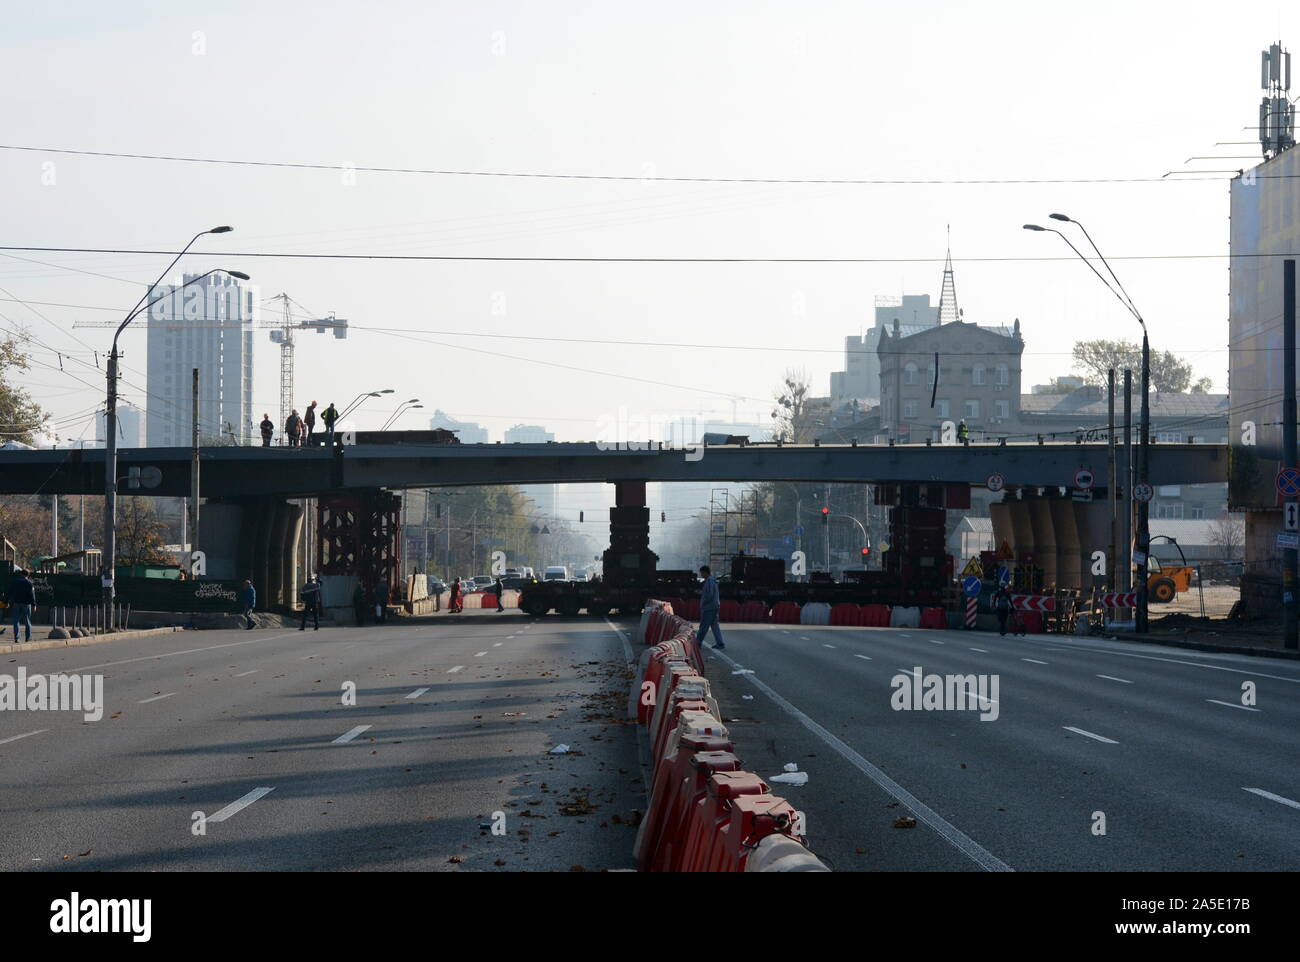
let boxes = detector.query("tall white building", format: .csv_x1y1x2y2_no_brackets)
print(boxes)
95,402,143,448
503,424,555,444
146,273,254,446
428,409,488,443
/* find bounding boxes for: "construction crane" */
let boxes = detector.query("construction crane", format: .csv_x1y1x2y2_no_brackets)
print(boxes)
73,294,348,431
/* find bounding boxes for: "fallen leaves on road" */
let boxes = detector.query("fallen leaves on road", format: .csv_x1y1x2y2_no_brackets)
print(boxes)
448,855,464,863
893,816,918,829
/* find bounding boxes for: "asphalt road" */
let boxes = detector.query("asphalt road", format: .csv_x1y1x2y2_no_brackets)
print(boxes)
0,613,645,872
700,624,1300,872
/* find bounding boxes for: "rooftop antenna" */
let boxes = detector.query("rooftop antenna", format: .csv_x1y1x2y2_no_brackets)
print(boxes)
1260,40,1295,159
937,225,960,325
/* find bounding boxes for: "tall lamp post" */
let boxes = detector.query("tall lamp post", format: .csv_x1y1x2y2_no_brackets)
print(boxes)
379,399,422,431
340,388,395,421
1024,215,1150,632
102,226,244,604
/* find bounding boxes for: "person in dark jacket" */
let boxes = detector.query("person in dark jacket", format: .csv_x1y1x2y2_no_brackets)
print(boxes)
493,576,505,612
993,584,1013,636
448,577,462,614
304,401,318,444
240,579,256,629
376,580,389,623
285,409,304,448
6,569,36,643
259,414,274,447
299,575,321,631
352,581,367,627
695,564,725,650
321,402,340,445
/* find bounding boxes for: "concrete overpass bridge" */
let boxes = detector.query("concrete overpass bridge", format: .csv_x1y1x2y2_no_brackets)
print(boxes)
0,440,1228,612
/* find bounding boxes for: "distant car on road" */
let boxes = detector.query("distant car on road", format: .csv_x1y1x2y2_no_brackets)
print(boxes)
572,568,590,582
543,566,569,582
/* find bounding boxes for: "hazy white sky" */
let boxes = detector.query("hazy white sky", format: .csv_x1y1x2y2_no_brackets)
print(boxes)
1,0,1295,444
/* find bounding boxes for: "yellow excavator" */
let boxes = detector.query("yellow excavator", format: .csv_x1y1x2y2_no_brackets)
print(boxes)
1146,535,1194,604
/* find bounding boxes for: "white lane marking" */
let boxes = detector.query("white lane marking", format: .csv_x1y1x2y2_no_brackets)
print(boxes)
235,670,259,678
492,642,503,647
406,687,430,699
962,686,1000,705
1096,674,1132,684
447,665,465,673
0,729,47,746
710,648,1012,872
1021,658,1049,665
333,725,372,743
1063,726,1118,744
1243,787,1300,810
474,651,487,657
929,640,945,645
208,787,274,823
68,632,299,673
137,692,176,704
823,644,837,650
1015,641,1300,686
1207,699,1261,712
969,648,988,653
800,636,810,641
854,654,872,661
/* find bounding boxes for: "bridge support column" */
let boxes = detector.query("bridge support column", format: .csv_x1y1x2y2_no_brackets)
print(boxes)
603,481,658,587
230,498,304,611
317,490,401,604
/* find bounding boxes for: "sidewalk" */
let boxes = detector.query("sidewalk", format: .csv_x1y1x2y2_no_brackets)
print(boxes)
1103,613,1300,660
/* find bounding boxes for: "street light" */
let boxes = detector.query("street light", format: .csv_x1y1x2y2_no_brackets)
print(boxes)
1025,215,1151,632
379,399,422,431
102,225,243,605
340,388,395,420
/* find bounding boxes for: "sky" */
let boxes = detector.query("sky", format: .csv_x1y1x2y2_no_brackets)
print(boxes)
1,0,1296,446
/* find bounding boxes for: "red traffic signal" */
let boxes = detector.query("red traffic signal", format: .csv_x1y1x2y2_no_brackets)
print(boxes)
820,506,829,514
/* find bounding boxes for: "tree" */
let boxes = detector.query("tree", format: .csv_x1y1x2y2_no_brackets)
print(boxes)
1,331,49,446
1071,339,1209,393
115,497,171,566
770,368,817,443
1208,514,1245,562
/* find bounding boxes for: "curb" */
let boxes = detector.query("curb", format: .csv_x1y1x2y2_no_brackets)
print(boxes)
1096,630,1300,661
0,626,184,656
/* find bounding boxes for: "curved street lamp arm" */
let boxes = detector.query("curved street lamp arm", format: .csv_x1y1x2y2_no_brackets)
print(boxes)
115,230,210,345
1066,220,1146,333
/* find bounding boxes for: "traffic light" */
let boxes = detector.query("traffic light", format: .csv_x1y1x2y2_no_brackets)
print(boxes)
661,511,666,522
579,511,584,522
821,506,829,524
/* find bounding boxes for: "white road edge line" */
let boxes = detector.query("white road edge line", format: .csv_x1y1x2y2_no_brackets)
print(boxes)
1096,674,1132,684
69,631,301,673
406,687,430,699
136,692,176,704
1063,726,1118,744
333,725,372,744
1243,787,1300,810
208,787,274,823
710,647,1012,872
0,729,47,746
1207,699,1261,712
234,670,259,678
447,666,465,673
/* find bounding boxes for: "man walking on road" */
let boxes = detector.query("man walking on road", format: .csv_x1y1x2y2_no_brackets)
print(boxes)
494,576,505,612
352,581,367,627
6,568,36,643
993,583,1013,636
240,579,257,630
260,413,274,447
299,575,321,631
695,564,725,650
304,401,318,444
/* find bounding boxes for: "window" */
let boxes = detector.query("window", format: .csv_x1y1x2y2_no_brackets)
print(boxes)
1191,506,1204,520
936,399,950,418
964,400,980,419
1157,431,1183,443
996,364,1009,385
995,400,1009,420
903,400,918,419
973,365,985,385
1154,502,1184,520
904,363,918,385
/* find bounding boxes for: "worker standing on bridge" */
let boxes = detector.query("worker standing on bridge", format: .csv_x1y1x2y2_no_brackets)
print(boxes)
260,414,274,447
304,401,318,444
957,419,969,443
695,564,725,651
322,402,339,445
285,409,304,448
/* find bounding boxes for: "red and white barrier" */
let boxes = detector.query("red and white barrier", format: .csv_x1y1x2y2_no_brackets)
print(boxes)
1098,592,1137,608
1012,594,1056,612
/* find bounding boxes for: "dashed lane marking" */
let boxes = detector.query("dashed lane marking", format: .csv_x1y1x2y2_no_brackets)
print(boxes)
1062,726,1118,744
137,692,176,704
333,725,372,744
209,787,274,823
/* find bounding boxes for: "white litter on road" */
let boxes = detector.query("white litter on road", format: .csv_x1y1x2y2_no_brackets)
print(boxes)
548,744,570,754
731,668,755,675
769,771,809,786
741,694,754,700
783,762,799,772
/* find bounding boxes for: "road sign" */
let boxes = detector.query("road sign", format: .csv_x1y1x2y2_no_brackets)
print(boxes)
1074,467,1094,490
1098,592,1137,608
1133,482,1154,503
961,556,983,577
1072,489,1093,503
986,472,1006,493
962,575,982,597
794,524,804,536
1286,503,1300,532
783,535,793,547
996,540,1014,559
997,566,1011,585
1278,467,1300,497
1278,532,1300,550
1012,594,1056,612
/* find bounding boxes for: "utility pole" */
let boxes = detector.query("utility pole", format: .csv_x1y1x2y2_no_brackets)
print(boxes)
1108,368,1117,590
189,368,200,567
1136,334,1151,633
1284,259,1297,650
1122,370,1133,600
52,493,58,558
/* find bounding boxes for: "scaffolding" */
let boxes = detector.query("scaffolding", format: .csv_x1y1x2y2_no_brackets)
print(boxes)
707,487,758,571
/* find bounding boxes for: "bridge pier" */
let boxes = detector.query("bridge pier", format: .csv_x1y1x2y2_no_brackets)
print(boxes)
990,488,1113,591
316,490,401,603
603,481,658,586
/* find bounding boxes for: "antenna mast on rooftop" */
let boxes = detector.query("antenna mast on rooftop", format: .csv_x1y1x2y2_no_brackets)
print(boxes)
1260,40,1295,159
937,226,960,325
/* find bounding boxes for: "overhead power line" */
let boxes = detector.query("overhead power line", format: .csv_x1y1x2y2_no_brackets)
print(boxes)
0,143,1269,184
